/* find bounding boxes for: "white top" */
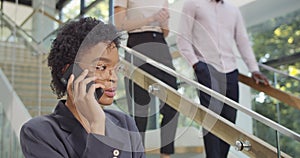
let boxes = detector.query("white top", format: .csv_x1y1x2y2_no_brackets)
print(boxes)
176,0,259,73
114,0,168,32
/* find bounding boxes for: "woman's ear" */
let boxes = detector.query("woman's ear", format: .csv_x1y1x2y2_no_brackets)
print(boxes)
62,64,70,74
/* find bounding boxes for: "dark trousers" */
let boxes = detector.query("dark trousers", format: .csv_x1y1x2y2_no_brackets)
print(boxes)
194,61,238,158
125,31,179,154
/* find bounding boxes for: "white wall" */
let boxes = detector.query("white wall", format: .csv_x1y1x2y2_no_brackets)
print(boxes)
0,69,31,140
32,0,56,46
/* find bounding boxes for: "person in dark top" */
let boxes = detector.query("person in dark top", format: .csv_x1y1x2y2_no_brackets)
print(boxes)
114,1,179,157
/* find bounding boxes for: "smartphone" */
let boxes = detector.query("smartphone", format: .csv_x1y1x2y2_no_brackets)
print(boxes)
60,63,103,100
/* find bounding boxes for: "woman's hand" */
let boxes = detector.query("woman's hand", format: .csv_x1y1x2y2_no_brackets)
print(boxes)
114,6,170,32
67,70,106,135
151,8,170,37
151,8,170,24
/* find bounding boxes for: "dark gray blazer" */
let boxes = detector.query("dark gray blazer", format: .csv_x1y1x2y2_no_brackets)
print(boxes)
20,100,145,158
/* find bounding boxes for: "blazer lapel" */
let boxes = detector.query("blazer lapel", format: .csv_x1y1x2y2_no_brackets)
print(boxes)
53,101,132,157
105,110,130,151
66,125,87,157
53,100,87,158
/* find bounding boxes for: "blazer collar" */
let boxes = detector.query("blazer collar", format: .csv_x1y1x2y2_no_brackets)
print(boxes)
53,100,121,132
53,100,80,133
53,100,123,157
53,100,86,157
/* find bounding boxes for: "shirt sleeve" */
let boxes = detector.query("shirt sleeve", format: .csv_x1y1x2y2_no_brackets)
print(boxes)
176,0,199,66
234,9,259,72
114,0,127,8
163,0,168,8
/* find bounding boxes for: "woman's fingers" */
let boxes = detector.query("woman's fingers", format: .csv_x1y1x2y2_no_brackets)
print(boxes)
160,9,169,18
78,76,96,94
252,71,270,86
73,69,88,98
87,83,104,96
67,74,75,100
153,8,169,23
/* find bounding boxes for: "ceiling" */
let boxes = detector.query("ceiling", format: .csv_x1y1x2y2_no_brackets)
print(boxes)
240,0,300,27
1,0,70,10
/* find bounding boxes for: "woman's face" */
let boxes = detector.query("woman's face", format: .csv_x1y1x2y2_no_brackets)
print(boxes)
77,42,119,105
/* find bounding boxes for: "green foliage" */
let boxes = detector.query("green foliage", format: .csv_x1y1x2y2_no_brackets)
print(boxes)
249,9,300,157
61,0,110,22
85,0,110,22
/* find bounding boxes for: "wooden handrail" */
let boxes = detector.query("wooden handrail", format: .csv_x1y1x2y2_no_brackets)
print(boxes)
172,51,300,110
20,9,38,27
120,59,291,158
4,8,62,44
238,74,300,110
37,9,63,24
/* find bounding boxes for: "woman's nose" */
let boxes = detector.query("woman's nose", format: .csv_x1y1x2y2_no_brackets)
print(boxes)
106,69,118,82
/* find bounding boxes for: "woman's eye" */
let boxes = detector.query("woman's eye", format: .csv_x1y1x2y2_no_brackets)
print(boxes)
96,65,106,71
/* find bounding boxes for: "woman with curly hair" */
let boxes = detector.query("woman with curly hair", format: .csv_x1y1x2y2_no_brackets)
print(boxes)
20,17,145,158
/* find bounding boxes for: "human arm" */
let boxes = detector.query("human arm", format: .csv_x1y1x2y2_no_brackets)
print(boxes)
234,9,269,85
20,119,66,158
176,0,199,68
160,1,170,37
67,70,144,157
67,70,106,135
114,6,155,31
159,9,170,37
84,115,145,158
161,22,169,37
85,110,145,158
82,134,125,158
114,1,170,32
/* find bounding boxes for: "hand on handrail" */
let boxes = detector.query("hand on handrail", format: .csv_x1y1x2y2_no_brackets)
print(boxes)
251,71,270,86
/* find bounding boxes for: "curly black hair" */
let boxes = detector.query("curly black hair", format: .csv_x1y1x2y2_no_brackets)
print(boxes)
48,17,121,99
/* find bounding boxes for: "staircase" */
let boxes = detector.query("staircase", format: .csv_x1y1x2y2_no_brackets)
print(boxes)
0,41,57,116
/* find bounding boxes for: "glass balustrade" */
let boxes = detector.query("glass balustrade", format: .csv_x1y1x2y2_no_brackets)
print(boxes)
0,102,23,158
1,2,300,157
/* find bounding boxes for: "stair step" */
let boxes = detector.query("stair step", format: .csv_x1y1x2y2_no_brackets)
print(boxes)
14,84,51,91
0,41,58,117
0,71,50,79
16,89,55,97
0,64,50,71
10,78,51,85
0,51,48,67
21,100,58,108
0,60,48,67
